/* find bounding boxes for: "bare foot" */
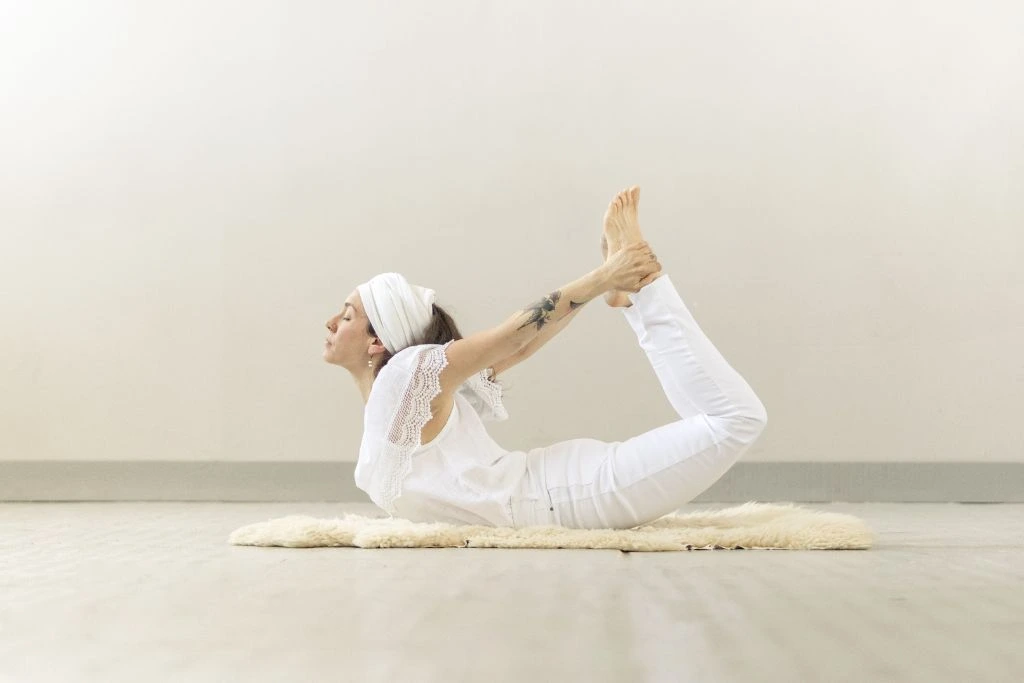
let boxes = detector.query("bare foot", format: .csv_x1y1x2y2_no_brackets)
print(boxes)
605,185,645,246
602,186,661,306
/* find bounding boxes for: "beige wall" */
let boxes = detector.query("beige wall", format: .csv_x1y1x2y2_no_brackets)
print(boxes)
2,1,1021,465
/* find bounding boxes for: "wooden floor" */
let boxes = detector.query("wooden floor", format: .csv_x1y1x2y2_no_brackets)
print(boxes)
1,502,1021,683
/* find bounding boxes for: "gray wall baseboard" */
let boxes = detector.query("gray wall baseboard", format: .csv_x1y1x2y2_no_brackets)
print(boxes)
2,462,1022,503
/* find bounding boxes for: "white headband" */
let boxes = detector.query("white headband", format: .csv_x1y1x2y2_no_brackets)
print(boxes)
356,272,437,355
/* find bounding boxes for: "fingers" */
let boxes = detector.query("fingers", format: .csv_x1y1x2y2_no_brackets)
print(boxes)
610,241,659,291
636,265,661,290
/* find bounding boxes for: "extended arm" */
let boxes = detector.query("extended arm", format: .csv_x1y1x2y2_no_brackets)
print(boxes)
486,299,587,380
494,268,607,358
430,267,610,399
514,294,588,363
442,246,651,387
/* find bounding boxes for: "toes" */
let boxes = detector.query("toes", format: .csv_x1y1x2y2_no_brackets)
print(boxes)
616,190,629,211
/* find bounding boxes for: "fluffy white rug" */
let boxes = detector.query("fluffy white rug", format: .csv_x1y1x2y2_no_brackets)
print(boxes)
228,501,873,551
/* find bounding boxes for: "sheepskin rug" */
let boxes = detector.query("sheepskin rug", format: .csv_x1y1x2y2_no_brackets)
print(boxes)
228,501,872,551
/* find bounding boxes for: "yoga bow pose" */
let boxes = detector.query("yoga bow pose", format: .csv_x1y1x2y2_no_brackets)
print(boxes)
323,187,767,529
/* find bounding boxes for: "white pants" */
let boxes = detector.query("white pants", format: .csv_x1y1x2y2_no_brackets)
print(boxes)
508,273,768,530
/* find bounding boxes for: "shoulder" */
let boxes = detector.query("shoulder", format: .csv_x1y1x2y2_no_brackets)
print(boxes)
367,343,452,413
383,342,451,378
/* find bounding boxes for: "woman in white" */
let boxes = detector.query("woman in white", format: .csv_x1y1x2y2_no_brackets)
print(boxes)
323,186,767,530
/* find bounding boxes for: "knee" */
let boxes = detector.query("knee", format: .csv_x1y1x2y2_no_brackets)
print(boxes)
733,407,768,443
717,401,767,444
746,398,768,429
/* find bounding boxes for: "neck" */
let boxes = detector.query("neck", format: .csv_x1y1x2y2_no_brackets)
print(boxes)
356,363,377,405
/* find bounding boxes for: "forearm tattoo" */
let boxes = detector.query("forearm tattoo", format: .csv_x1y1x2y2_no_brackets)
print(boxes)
515,290,588,331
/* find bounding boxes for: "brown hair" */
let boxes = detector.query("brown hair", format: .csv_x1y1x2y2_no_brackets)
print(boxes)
367,303,507,391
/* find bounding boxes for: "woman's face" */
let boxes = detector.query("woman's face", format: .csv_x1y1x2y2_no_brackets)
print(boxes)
323,290,364,364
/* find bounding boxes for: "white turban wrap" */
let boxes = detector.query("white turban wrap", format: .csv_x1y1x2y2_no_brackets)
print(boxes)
357,272,437,355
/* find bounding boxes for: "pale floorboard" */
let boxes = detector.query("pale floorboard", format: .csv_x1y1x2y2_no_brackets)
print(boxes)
1,502,1021,683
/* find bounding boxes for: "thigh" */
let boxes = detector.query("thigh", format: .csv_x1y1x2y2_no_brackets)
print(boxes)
523,416,746,529
537,416,728,500
591,415,751,526
509,437,617,528
517,437,624,528
533,436,621,493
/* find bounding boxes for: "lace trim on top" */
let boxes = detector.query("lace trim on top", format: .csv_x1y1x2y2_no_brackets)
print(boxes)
459,363,509,422
377,342,452,515
365,340,509,515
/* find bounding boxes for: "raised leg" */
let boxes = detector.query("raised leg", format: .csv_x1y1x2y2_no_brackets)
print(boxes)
511,272,767,529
